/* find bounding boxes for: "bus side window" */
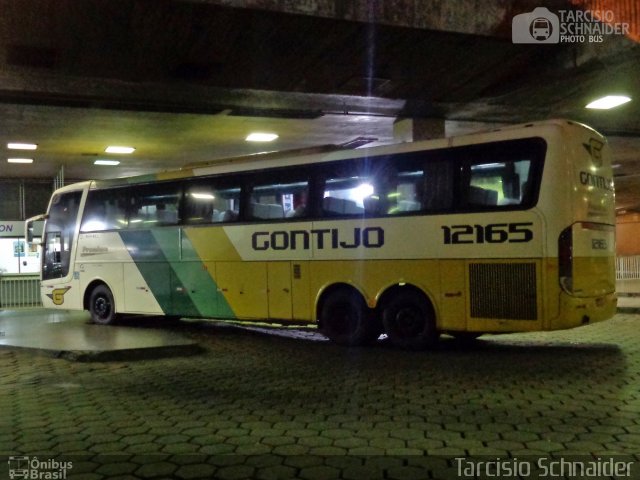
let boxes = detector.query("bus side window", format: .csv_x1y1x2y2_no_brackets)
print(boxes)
321,167,368,217
80,188,127,231
385,170,423,215
128,182,181,228
467,159,532,208
184,179,241,224
249,175,309,221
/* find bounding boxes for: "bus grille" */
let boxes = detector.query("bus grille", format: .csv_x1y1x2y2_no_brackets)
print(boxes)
469,263,537,320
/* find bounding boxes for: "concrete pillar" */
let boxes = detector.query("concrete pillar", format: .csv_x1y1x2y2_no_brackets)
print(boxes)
393,117,445,142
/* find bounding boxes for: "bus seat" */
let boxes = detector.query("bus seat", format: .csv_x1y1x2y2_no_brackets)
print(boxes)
156,209,178,224
343,199,363,214
286,205,306,218
469,186,498,206
398,200,420,212
267,203,284,218
323,197,363,215
252,203,284,219
219,210,238,222
322,197,341,214
363,196,380,215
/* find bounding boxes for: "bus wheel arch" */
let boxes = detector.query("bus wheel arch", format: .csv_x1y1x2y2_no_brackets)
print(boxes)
85,281,119,325
316,283,381,346
379,284,439,350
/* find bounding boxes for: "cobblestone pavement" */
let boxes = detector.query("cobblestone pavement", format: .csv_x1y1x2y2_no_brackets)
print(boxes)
1,313,639,479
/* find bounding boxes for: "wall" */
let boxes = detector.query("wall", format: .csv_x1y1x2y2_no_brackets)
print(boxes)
0,238,41,274
616,212,640,256
0,220,43,274
0,179,52,220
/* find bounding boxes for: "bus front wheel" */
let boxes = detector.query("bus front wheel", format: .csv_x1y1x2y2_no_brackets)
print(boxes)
382,290,438,350
319,289,379,346
89,284,118,325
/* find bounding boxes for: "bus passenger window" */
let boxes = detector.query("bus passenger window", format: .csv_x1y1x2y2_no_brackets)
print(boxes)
184,179,241,224
129,182,181,228
467,159,532,208
385,170,423,215
322,176,369,216
249,178,309,221
80,188,127,231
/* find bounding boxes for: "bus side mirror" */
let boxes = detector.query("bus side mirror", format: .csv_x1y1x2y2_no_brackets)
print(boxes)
25,213,47,244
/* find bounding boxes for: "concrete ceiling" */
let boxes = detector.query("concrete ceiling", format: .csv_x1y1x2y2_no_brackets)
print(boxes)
1,0,639,211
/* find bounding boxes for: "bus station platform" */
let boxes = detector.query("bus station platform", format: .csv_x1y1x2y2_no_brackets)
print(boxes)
0,309,638,479
0,309,201,361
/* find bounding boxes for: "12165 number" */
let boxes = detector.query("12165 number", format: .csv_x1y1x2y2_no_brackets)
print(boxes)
442,222,534,244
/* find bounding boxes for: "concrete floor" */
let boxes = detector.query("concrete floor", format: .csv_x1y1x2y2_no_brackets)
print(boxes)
617,279,640,309
0,309,638,479
0,309,200,361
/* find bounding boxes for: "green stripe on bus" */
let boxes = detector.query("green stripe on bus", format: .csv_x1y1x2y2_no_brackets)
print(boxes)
152,229,235,318
118,230,199,317
118,228,235,318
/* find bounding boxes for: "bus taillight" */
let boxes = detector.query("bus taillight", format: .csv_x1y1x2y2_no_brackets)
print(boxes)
558,226,573,294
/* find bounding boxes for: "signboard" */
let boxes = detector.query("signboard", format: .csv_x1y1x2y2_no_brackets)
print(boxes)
0,220,44,238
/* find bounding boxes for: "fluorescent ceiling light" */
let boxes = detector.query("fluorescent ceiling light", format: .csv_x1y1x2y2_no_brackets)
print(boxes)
585,95,631,110
8,158,34,164
94,159,121,166
246,133,278,142
105,146,135,154
191,193,215,200
7,143,37,150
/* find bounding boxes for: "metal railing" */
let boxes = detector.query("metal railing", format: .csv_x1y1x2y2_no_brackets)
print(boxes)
0,274,42,308
616,255,640,280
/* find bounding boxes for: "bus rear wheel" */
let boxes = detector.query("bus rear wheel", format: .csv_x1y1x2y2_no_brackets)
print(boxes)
319,288,379,346
382,290,438,350
89,284,118,325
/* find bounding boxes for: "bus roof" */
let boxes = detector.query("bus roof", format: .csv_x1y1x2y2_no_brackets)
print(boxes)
63,118,601,192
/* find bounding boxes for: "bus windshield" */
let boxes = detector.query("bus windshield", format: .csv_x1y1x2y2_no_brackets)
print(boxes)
42,191,82,280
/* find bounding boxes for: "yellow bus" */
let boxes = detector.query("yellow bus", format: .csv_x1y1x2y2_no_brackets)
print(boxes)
29,119,616,349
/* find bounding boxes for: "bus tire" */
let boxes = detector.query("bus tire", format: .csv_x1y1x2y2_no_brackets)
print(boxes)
320,288,378,346
382,290,438,350
89,284,118,325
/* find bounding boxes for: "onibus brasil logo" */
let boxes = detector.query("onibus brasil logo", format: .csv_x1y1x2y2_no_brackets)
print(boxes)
8,456,72,479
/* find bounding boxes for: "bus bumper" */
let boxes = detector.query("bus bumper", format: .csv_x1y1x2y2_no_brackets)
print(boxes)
555,291,617,330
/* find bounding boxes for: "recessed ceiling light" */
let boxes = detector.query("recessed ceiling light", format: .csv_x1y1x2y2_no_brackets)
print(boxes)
8,158,33,164
585,95,631,110
94,159,121,166
105,146,135,154
246,133,278,142
7,143,37,150
191,193,215,200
